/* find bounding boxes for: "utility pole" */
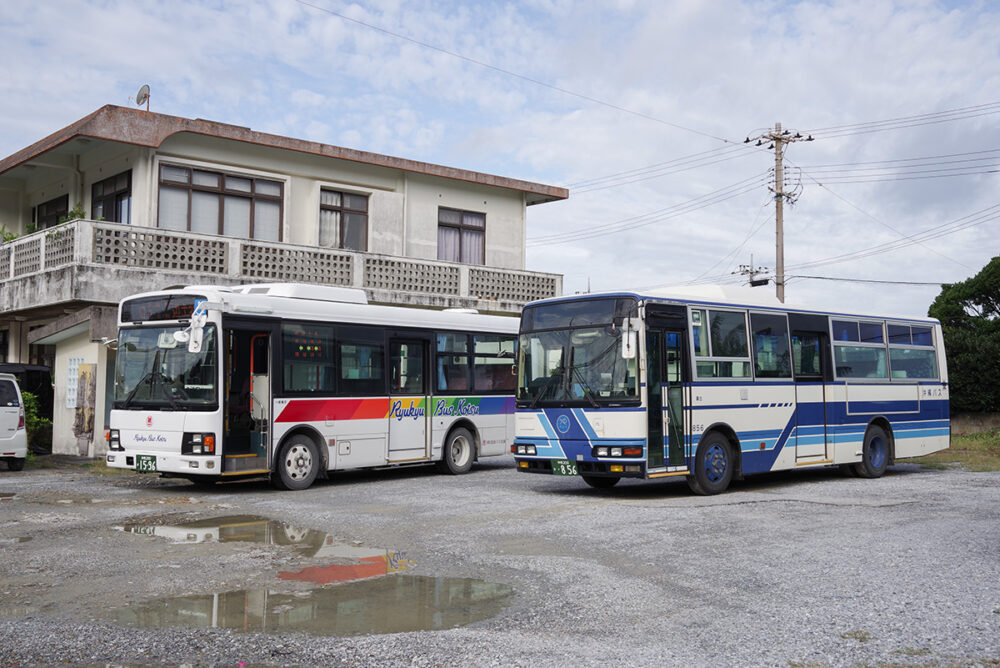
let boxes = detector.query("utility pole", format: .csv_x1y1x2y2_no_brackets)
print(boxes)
744,124,813,303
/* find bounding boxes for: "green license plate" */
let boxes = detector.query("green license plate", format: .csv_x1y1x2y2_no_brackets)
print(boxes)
551,459,578,476
136,454,157,473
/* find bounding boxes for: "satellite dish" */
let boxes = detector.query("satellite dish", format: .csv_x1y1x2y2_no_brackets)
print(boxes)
135,84,150,110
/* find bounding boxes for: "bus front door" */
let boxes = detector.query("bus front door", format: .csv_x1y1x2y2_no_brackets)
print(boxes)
646,329,687,471
388,339,430,463
223,326,272,475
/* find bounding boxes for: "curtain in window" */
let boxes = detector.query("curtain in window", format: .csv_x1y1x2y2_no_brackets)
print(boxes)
158,187,188,231
319,209,340,247
191,191,218,235
462,229,484,264
342,212,366,251
255,200,280,241
438,226,460,262
224,196,251,238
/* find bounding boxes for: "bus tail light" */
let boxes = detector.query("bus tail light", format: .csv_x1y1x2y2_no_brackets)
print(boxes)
593,446,643,458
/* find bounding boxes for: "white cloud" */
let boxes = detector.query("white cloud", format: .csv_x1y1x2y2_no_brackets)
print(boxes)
1,0,998,317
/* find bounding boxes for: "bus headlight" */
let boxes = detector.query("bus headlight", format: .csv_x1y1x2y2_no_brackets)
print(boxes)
107,429,122,451
182,433,216,455
515,444,537,456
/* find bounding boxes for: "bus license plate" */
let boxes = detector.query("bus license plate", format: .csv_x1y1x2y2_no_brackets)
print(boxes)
551,459,578,476
136,455,157,473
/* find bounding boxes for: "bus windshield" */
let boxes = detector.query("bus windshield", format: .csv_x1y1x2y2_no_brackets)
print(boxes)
517,298,639,406
114,326,218,410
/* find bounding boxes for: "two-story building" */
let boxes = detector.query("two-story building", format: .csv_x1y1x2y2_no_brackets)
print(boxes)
0,105,567,458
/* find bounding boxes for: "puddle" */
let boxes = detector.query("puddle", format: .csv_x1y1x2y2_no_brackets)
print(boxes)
0,493,14,501
117,515,412,568
0,536,32,545
110,575,514,635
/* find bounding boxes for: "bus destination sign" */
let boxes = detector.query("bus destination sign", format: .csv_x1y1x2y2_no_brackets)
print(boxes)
122,295,206,323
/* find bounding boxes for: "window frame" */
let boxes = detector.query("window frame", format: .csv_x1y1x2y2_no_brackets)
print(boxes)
33,194,69,230
749,311,792,380
437,207,486,265
689,307,752,380
319,187,369,251
91,170,132,223
156,162,284,241
885,321,939,380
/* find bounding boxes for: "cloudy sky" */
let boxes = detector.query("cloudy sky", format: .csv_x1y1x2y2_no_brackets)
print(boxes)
2,0,998,317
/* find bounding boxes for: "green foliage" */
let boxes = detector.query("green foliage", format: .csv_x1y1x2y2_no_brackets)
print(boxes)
928,257,1000,412
21,390,52,453
0,224,17,242
58,201,86,224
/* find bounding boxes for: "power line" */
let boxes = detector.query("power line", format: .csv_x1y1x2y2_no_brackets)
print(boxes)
567,145,755,193
804,101,1000,139
788,275,946,286
291,0,738,145
527,173,770,246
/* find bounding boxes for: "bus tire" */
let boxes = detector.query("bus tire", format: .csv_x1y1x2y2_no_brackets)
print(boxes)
274,436,320,490
687,430,734,495
582,475,620,489
439,427,474,475
853,425,889,479
6,457,25,472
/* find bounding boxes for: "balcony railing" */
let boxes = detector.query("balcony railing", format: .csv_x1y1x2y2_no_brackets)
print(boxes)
0,220,560,312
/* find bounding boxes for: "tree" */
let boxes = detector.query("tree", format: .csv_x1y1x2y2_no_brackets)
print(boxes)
928,256,1000,412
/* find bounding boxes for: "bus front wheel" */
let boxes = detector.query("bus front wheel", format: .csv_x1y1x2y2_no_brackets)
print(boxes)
853,425,889,479
688,431,734,495
274,436,320,490
439,427,475,474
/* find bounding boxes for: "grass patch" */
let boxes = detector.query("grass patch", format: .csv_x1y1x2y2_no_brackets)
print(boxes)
840,629,872,642
902,429,1000,472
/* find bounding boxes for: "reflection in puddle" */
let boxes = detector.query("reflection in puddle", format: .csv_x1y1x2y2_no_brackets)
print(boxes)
111,575,514,636
118,515,415,583
0,493,14,501
0,536,32,545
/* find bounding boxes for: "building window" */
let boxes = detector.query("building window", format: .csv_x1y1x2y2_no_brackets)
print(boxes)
157,164,283,241
92,170,132,223
34,194,69,230
438,207,485,264
319,189,368,251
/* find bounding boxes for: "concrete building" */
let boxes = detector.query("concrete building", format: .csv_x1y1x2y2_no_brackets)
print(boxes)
0,105,567,458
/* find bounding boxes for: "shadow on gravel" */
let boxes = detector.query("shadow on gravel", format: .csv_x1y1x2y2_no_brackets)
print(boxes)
524,463,939,500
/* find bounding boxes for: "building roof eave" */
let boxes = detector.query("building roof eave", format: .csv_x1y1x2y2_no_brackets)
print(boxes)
0,105,569,203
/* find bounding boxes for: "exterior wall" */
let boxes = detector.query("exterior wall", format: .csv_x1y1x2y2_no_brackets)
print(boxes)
404,174,525,270
51,331,106,457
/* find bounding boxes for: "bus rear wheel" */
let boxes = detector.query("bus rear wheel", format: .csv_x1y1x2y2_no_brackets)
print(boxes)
853,425,889,479
688,431,734,495
274,436,320,490
439,427,474,474
5,457,25,471
582,475,620,489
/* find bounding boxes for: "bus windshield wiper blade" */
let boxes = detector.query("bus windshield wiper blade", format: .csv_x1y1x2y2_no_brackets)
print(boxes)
530,372,563,409
569,365,600,408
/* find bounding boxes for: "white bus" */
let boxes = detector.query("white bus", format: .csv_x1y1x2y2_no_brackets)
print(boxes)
512,286,949,494
106,283,517,490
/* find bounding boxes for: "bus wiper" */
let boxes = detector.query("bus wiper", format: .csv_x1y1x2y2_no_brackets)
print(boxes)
569,365,600,408
529,372,563,409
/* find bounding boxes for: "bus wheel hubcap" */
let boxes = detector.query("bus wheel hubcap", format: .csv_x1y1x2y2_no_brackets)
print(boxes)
286,445,312,479
705,444,727,482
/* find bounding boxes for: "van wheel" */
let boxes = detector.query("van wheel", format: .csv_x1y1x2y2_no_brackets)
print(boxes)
853,425,889,479
439,428,474,474
687,431,734,495
7,457,25,472
273,436,319,490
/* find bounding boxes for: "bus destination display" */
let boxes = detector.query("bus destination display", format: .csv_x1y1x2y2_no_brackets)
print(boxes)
122,295,206,322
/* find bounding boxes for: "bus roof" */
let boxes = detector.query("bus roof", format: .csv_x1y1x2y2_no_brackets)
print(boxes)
525,285,939,324
119,283,520,333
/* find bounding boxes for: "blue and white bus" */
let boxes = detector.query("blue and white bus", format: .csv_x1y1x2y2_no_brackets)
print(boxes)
511,286,949,494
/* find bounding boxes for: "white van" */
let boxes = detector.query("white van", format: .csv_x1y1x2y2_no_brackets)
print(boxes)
0,373,27,471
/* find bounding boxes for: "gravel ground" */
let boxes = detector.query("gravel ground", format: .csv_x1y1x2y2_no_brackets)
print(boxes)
0,457,998,667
